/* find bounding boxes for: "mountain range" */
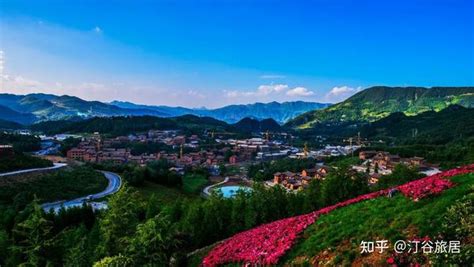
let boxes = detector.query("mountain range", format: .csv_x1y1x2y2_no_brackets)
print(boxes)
0,93,329,125
286,86,474,128
110,100,329,124
2,86,473,129
29,115,282,136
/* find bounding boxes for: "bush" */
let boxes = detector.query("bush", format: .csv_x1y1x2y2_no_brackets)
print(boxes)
0,153,53,173
434,187,474,265
0,166,108,205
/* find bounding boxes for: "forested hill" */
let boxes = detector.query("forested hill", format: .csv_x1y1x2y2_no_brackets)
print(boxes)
0,105,37,125
360,105,474,144
0,93,328,124
286,86,474,129
28,115,283,136
29,115,232,136
300,105,474,144
232,117,282,132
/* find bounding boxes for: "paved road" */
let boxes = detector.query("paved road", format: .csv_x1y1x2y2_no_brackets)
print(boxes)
202,177,229,197
41,171,122,213
0,163,67,177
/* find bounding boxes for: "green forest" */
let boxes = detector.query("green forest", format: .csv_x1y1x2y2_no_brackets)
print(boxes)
0,159,430,266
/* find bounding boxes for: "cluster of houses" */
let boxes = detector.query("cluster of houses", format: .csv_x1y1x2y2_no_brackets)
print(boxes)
353,151,428,184
359,151,426,169
272,150,431,191
223,137,340,161
224,137,275,161
273,166,331,191
66,131,245,168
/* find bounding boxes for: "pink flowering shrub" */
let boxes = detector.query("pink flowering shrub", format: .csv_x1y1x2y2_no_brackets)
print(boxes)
202,213,316,266
202,164,474,266
203,190,389,267
397,164,474,200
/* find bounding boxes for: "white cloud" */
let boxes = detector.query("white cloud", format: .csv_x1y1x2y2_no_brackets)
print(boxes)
224,90,240,98
2,75,42,87
93,26,102,34
286,87,314,97
259,74,286,79
225,83,319,102
225,84,289,98
187,90,206,99
256,84,288,95
324,86,361,103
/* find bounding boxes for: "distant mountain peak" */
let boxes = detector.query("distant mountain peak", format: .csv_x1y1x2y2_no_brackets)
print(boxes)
0,93,329,125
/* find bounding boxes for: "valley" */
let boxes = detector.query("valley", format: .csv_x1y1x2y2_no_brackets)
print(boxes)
0,86,473,266
1,0,472,264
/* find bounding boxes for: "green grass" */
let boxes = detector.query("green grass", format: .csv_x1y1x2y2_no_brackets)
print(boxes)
136,181,198,203
182,174,209,194
187,173,473,266
281,173,474,265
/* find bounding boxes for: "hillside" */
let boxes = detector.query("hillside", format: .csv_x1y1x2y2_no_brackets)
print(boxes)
0,93,328,125
0,119,23,130
204,101,330,124
29,115,238,136
0,105,37,125
232,117,282,132
360,105,474,144
192,169,474,266
0,93,177,123
286,86,474,129
111,100,329,124
281,173,473,266
293,105,474,168
307,105,474,143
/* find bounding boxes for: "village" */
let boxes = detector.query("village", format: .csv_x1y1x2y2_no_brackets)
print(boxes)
268,150,434,191
56,128,440,194
64,129,361,167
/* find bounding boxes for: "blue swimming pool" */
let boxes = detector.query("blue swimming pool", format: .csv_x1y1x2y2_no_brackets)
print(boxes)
216,186,251,198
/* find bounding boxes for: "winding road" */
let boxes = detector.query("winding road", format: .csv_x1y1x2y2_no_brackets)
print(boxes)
0,163,67,177
202,177,229,197
41,171,122,213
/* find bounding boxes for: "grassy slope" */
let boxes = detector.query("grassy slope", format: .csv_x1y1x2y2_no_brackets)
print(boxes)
136,181,199,203
182,174,209,194
286,86,474,129
281,173,474,265
189,173,473,266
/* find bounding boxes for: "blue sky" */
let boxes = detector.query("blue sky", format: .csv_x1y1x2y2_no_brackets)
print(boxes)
0,0,472,107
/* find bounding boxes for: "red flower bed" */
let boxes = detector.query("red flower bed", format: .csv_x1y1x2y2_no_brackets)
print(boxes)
202,165,474,266
397,164,474,200
202,213,316,266
203,190,388,267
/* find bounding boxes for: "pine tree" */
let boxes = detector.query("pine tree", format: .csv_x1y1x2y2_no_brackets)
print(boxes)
98,185,141,256
127,215,179,265
12,200,53,266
